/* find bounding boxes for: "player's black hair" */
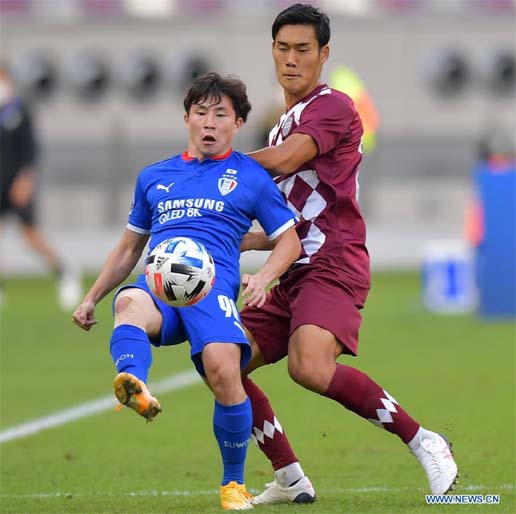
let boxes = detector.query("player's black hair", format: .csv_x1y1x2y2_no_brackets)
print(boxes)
183,72,252,122
272,3,330,48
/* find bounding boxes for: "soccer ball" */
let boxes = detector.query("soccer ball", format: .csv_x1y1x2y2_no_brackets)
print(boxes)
145,237,215,307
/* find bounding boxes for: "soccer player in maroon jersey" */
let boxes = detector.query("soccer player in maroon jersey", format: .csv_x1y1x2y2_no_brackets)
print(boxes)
239,3,459,505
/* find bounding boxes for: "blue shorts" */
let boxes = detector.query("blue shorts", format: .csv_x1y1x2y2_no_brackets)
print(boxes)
114,274,251,376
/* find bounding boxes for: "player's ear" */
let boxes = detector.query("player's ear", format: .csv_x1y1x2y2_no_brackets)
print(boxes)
320,45,329,65
234,117,243,133
183,112,189,126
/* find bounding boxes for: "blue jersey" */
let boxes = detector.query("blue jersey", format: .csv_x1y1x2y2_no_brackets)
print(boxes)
127,149,297,294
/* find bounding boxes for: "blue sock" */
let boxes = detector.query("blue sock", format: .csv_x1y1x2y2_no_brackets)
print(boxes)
109,324,152,383
213,398,252,486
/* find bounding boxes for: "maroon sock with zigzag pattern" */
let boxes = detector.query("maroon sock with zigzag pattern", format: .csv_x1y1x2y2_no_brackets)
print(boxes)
323,363,420,443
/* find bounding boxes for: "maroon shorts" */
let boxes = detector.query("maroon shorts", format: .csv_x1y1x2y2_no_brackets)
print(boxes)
240,264,369,364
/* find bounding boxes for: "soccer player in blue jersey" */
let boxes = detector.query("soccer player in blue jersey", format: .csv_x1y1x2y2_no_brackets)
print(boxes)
72,72,300,511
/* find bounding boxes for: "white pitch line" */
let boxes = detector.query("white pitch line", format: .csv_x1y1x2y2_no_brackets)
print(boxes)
1,484,514,500
0,370,201,444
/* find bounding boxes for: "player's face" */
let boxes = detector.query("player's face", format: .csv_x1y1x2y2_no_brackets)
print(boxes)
184,95,243,160
272,24,329,108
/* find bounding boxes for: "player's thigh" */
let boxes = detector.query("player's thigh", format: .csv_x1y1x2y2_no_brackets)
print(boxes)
202,342,242,382
114,287,162,338
291,275,363,357
179,288,251,376
202,342,247,404
115,275,187,347
240,287,291,364
241,327,268,374
289,324,342,366
287,324,342,392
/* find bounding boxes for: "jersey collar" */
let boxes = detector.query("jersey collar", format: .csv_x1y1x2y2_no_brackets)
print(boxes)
181,148,233,162
287,83,328,111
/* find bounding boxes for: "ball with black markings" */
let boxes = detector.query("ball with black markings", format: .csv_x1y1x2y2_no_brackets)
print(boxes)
145,237,215,307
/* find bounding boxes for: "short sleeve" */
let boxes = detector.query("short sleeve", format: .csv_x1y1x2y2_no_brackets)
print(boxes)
254,174,297,240
127,173,151,234
292,93,358,156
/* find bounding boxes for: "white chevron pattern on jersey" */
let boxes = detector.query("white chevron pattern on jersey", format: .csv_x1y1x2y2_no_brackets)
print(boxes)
276,169,327,264
251,417,284,446
368,390,399,428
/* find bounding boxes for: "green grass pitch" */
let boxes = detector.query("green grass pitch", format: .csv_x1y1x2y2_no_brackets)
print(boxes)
1,272,514,513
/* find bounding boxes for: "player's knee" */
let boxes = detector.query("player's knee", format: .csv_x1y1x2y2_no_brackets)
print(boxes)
114,295,136,315
287,358,328,393
203,343,244,402
207,359,240,388
114,293,147,327
288,359,314,388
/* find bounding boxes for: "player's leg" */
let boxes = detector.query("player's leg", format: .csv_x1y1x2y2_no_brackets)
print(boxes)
20,224,61,270
18,202,81,310
111,286,164,421
287,277,459,495
182,291,253,510
288,323,421,441
240,285,316,505
203,344,253,510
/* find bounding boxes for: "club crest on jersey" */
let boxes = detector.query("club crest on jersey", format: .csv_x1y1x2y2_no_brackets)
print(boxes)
218,177,237,196
282,115,294,138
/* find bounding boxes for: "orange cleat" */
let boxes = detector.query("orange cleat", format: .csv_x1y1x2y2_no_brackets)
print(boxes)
113,372,161,422
220,481,254,510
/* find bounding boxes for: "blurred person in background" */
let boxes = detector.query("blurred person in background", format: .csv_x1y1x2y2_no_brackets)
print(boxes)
238,3,459,505
329,64,379,155
255,82,285,148
0,62,81,310
72,72,300,511
465,128,516,248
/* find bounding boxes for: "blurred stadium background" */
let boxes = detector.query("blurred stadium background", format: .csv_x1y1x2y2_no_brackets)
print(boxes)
1,0,514,275
1,3,515,513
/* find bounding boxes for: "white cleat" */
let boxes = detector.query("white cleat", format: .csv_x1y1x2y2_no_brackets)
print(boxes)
410,430,459,494
252,475,316,505
58,265,82,311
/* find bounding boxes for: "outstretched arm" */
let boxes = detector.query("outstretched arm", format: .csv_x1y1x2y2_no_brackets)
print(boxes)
72,228,149,330
241,226,300,308
248,133,318,175
240,229,274,252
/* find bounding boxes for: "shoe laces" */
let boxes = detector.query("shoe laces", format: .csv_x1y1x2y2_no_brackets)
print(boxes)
242,489,254,501
421,438,447,479
223,483,249,501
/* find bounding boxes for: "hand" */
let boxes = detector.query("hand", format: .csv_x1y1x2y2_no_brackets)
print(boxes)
241,273,268,308
72,299,98,331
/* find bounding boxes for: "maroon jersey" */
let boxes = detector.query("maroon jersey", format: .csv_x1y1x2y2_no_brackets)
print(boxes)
269,84,370,289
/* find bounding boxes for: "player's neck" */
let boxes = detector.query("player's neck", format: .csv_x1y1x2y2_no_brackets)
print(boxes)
284,81,322,110
185,146,211,162
183,147,232,162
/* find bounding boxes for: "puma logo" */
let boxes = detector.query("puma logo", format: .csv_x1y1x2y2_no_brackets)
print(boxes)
156,182,174,193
